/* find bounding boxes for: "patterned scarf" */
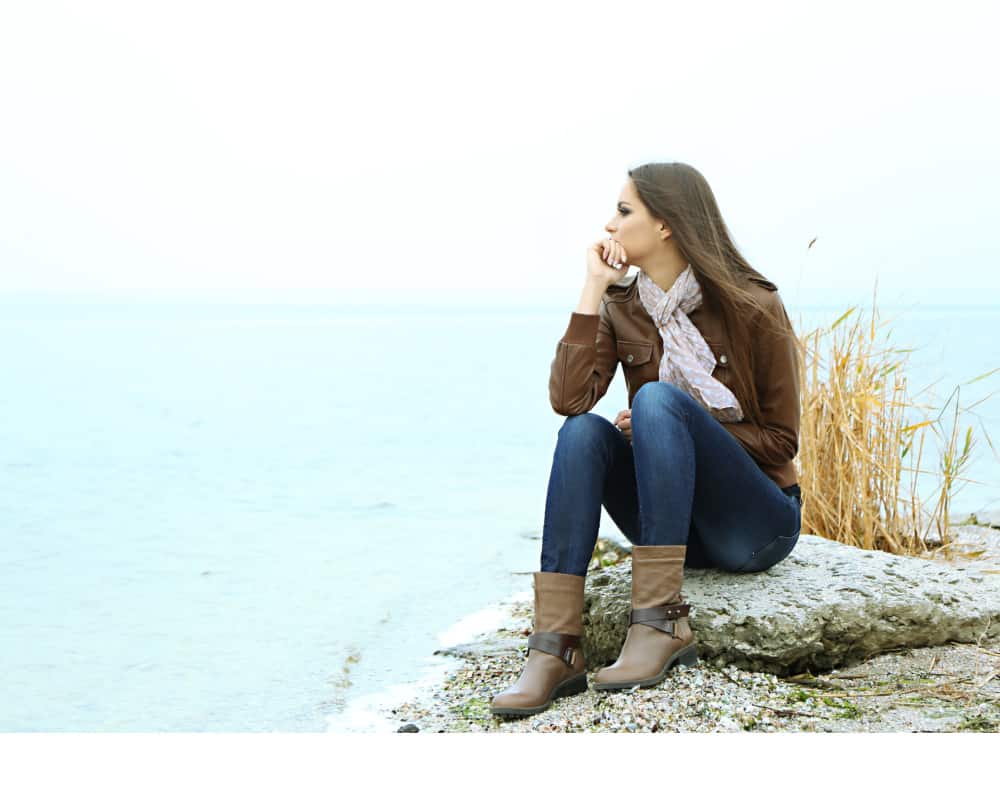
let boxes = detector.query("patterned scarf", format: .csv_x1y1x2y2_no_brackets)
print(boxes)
636,265,744,422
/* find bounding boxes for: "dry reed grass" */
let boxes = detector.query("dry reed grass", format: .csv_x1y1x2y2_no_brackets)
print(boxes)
793,279,1000,559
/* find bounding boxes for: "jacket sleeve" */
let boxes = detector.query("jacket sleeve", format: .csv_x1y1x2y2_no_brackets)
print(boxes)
549,300,619,416
719,291,801,466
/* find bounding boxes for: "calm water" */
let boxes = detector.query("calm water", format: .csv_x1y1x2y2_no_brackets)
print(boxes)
1,295,998,731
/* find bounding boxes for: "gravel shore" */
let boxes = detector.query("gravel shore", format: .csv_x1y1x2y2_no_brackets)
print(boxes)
389,521,1000,734
390,603,1000,733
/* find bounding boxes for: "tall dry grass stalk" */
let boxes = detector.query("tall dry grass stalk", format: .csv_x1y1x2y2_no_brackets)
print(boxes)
794,283,999,559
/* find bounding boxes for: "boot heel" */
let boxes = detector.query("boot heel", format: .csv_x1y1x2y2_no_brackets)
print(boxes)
675,644,699,668
555,671,588,698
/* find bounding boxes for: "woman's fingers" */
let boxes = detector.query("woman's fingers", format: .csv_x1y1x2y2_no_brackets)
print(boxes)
604,237,627,267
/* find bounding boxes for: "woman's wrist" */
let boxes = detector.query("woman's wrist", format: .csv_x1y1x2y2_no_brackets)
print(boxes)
575,279,608,315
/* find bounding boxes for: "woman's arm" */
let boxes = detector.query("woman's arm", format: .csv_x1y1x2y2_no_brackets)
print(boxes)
719,291,801,466
549,299,619,416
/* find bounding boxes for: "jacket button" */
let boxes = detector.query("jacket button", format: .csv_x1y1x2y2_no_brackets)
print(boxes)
719,354,728,365
626,354,634,363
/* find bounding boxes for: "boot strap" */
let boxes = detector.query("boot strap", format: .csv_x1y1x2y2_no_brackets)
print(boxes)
630,602,690,636
527,632,581,666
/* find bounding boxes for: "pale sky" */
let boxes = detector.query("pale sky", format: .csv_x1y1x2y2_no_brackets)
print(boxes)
2,1,998,306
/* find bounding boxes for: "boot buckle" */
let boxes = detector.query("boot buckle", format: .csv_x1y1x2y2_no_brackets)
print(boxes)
629,602,691,638
527,631,582,666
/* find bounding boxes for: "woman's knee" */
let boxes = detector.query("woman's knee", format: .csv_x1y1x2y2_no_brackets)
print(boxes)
632,381,688,421
557,412,615,449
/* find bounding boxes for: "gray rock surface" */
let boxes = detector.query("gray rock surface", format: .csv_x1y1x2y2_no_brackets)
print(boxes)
953,509,1000,528
583,530,1000,676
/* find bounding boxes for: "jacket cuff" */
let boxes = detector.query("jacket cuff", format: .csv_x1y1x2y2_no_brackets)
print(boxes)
562,312,600,345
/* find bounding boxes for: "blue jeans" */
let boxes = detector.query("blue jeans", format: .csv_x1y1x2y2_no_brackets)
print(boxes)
541,381,802,577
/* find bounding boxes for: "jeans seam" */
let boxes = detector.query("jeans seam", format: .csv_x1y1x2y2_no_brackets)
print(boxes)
736,528,799,572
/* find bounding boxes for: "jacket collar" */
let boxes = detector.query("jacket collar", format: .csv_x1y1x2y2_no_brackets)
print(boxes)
606,268,778,304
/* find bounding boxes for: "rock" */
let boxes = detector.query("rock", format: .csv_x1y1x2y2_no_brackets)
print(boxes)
973,510,1000,529
435,638,526,660
397,723,420,733
582,532,1000,676
949,508,1000,528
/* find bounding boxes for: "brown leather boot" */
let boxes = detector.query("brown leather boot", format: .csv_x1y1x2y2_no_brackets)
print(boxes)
490,570,588,717
591,545,698,691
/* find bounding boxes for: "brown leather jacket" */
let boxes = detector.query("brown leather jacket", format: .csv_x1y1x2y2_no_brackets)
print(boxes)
548,270,801,489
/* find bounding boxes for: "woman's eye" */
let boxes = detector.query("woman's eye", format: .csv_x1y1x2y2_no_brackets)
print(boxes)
618,208,629,216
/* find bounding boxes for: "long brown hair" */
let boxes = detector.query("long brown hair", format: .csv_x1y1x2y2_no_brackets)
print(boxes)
627,161,794,428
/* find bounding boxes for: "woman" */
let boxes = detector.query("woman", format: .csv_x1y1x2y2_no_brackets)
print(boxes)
491,162,804,718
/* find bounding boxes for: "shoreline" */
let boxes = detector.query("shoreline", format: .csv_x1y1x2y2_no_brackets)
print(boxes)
325,586,534,734
381,517,1000,734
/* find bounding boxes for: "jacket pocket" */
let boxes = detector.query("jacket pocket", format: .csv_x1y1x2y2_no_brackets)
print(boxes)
617,339,653,368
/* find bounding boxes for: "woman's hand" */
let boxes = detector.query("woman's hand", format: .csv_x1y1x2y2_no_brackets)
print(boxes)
586,237,629,288
613,408,632,443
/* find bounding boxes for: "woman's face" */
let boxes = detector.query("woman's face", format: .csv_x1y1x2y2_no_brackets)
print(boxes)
604,179,668,265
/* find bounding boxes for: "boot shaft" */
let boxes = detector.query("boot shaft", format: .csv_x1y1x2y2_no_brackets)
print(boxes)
630,545,685,608
532,570,585,635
